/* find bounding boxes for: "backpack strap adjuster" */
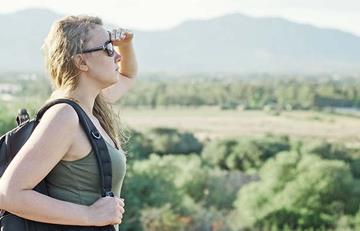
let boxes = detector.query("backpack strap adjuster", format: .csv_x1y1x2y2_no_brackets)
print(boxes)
91,131,101,139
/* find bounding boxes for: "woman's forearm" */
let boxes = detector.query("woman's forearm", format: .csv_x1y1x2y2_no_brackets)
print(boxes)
115,43,138,78
2,189,91,226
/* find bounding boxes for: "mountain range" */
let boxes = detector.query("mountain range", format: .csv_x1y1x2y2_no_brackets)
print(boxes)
1,8,360,74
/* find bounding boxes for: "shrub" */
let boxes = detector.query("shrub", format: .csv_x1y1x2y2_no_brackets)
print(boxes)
231,152,360,230
125,129,154,160
146,128,203,155
301,140,351,162
121,155,185,230
0,106,17,136
140,204,184,231
202,135,290,171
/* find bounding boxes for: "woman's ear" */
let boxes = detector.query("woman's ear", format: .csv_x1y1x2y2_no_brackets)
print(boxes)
73,54,89,71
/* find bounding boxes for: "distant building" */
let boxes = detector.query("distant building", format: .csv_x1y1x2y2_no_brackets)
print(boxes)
0,83,22,94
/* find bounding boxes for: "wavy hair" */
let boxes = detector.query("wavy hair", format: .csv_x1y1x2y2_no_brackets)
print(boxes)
42,15,127,149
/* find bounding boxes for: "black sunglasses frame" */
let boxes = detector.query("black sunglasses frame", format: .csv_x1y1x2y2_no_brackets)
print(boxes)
81,40,114,57
81,32,115,57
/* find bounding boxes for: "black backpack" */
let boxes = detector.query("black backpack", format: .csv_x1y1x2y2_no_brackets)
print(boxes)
0,98,116,231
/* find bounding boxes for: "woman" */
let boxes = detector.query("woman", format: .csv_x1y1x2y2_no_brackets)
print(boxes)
0,15,137,230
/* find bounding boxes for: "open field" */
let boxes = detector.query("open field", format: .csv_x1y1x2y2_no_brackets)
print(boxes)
119,107,360,145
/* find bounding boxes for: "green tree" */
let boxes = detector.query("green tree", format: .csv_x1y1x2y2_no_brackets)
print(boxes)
231,152,360,230
202,135,290,171
146,128,203,155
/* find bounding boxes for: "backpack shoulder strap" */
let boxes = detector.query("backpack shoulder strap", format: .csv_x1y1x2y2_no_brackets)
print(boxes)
36,98,114,197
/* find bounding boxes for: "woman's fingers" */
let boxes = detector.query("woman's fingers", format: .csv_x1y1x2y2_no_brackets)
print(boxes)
111,28,132,41
111,28,134,47
114,196,125,207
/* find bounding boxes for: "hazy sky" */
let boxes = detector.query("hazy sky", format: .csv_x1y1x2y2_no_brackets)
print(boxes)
1,0,360,35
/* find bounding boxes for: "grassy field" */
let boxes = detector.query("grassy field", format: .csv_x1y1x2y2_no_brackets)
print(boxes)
2,100,360,145
118,106,360,145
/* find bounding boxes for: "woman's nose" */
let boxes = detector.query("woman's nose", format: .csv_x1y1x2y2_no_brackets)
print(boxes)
114,51,121,62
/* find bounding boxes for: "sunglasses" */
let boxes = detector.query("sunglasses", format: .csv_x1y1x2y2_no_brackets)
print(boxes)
81,32,115,57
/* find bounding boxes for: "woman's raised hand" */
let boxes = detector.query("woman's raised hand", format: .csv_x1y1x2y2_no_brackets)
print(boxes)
111,28,134,47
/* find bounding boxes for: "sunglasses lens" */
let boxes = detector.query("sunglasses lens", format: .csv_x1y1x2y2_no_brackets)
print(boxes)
106,43,115,56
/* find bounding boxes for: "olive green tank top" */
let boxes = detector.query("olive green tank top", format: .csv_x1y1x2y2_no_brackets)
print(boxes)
46,140,127,231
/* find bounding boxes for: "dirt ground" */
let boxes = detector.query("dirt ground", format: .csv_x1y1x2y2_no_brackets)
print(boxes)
118,107,360,145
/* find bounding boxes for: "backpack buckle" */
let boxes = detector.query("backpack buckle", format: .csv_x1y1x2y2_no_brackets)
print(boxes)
105,191,114,197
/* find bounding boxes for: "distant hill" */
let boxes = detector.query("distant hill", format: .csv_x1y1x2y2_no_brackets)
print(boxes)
0,9,360,74
0,9,61,73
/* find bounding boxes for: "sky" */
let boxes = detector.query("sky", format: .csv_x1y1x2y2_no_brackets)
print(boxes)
1,0,360,36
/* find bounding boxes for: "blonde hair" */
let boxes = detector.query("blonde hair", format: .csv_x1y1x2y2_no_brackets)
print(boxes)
42,15,127,149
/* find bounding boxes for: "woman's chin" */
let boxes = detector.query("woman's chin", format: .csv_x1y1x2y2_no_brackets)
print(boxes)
110,72,120,84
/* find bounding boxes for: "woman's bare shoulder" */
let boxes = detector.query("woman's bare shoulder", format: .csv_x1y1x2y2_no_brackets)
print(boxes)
0,103,81,194
40,103,79,127
30,102,81,155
